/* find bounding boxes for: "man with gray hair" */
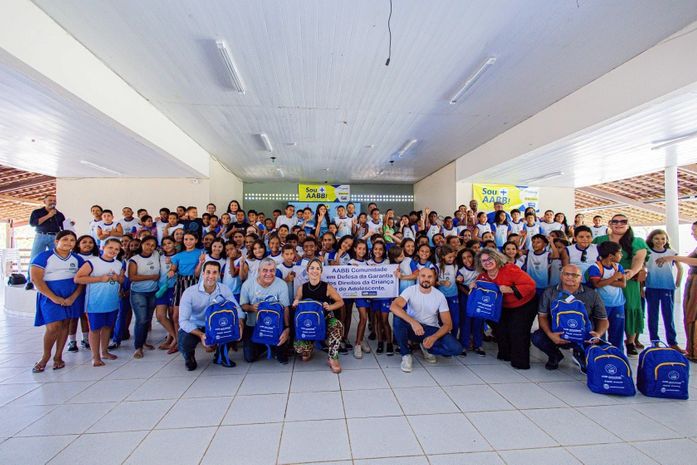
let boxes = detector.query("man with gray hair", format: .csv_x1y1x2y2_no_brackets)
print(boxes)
239,257,291,363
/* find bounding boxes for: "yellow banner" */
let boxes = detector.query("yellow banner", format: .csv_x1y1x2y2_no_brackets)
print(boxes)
472,184,539,212
298,184,350,202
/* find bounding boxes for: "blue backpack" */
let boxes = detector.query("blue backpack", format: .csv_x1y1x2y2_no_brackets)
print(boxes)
252,298,284,347
550,292,592,344
585,341,636,396
637,341,690,400
294,300,326,341
204,298,241,346
466,280,502,322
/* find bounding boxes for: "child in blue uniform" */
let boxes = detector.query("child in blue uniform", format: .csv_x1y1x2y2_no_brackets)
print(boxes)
30,231,85,372
437,245,459,341
587,241,627,352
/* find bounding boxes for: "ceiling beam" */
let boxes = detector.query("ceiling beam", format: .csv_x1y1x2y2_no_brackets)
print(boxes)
577,187,690,223
0,194,42,206
0,175,54,194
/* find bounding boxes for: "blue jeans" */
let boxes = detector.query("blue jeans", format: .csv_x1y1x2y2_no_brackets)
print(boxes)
28,232,56,282
112,295,132,344
178,327,204,360
458,294,484,349
605,305,625,353
531,328,583,361
130,290,156,349
393,316,463,357
646,288,677,345
445,295,459,339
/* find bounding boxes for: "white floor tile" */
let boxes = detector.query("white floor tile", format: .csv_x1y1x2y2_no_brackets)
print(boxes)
445,384,514,412
538,381,619,407
393,386,459,415
383,366,438,388
498,447,583,465
354,456,429,465
426,365,485,386
47,431,146,465
285,390,344,421
522,407,622,446
0,403,55,437
347,416,423,459
156,396,232,428
10,381,93,406
237,372,292,395
339,368,389,390
18,402,115,436
68,378,144,403
279,419,351,463
467,410,557,450
338,353,380,370
472,364,529,384
566,443,660,465
88,399,175,433
202,423,282,465
0,382,40,406
631,401,697,436
576,405,681,441
428,451,505,465
342,388,403,418
126,375,195,401
0,434,76,465
105,361,164,380
290,369,340,392
517,363,576,383
182,373,243,398
409,413,490,454
123,427,216,465
632,438,697,465
223,393,287,425
492,383,567,409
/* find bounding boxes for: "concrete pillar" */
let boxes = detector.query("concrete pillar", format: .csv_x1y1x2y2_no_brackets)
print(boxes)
665,148,679,253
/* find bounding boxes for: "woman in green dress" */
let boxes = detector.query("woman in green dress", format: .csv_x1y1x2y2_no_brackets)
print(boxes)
593,213,649,355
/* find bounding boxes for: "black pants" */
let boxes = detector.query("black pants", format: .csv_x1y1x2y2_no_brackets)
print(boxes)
242,324,289,363
489,296,538,369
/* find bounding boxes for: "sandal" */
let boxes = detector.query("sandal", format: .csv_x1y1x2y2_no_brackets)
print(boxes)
328,358,342,374
133,349,144,359
52,360,66,370
167,346,179,354
32,362,46,373
144,343,155,350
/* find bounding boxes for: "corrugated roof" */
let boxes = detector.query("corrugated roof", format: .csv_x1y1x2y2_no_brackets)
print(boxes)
0,165,55,225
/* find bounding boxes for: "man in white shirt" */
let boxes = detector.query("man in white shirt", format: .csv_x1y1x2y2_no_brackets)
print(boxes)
275,204,297,230
390,268,463,372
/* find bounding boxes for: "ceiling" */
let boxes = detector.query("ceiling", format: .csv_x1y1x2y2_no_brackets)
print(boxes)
27,0,697,183
469,85,697,187
0,51,201,178
0,164,55,223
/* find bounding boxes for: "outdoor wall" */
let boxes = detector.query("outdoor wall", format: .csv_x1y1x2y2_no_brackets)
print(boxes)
414,162,456,215
56,177,210,235
209,157,244,213
243,182,414,216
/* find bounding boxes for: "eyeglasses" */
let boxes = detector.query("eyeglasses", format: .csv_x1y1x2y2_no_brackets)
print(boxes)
562,272,581,278
610,219,628,225
481,257,495,264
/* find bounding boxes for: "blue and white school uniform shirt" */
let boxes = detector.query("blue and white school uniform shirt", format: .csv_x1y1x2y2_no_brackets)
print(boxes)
539,221,563,236
159,253,177,290
95,221,119,246
367,220,383,237
276,262,297,302
222,257,242,296
326,250,352,266
588,262,626,307
523,223,540,250
268,251,284,266
475,223,492,237
399,257,416,293
457,266,478,288
441,226,457,238
566,244,599,283
88,219,101,242
410,258,436,273
334,216,353,238
590,225,608,239
85,256,123,313
301,221,316,236
129,252,161,293
492,223,511,248
509,220,524,235
245,257,264,282
170,250,200,277
436,263,458,298
119,218,140,235
523,249,551,290
31,250,84,325
646,248,677,290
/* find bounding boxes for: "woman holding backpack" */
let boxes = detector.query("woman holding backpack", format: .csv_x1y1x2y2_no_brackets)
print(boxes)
292,258,345,373
473,247,537,369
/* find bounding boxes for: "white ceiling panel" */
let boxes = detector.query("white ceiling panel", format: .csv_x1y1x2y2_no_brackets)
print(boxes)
31,0,697,182
468,86,697,187
0,51,200,178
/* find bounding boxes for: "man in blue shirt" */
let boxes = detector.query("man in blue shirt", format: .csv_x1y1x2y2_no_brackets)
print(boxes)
178,261,244,371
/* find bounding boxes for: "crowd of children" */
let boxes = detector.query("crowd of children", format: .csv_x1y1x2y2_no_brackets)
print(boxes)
28,198,696,374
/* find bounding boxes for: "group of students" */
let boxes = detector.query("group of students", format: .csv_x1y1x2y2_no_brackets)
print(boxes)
28,197,697,376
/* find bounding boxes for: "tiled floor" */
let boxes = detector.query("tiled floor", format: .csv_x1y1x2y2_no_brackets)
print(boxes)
1,287,696,465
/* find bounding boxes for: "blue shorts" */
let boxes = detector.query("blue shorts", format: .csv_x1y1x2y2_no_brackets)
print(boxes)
371,299,391,313
88,310,118,331
355,298,371,308
155,287,174,306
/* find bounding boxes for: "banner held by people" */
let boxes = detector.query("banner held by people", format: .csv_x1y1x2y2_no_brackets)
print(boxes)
293,264,399,299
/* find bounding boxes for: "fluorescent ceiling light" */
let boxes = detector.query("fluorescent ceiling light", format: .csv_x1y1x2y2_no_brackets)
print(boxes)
258,133,273,152
522,171,564,184
449,57,497,104
651,130,697,150
397,139,418,158
79,160,122,176
215,39,246,94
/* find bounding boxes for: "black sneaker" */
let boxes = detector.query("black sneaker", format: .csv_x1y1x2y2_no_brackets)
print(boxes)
108,342,120,350
545,353,564,370
571,348,587,374
626,343,638,356
338,342,348,354
67,341,78,352
376,342,384,354
474,348,486,357
386,343,394,356
185,354,197,371
459,350,468,357
81,340,90,350
277,352,289,365
368,331,376,341
24,282,34,290
343,340,353,350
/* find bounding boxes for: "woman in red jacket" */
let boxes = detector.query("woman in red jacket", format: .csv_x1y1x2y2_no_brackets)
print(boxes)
474,247,537,369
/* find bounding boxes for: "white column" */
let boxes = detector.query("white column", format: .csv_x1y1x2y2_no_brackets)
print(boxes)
665,148,679,253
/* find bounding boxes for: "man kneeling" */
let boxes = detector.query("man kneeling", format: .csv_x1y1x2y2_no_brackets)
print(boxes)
390,268,463,372
178,261,244,371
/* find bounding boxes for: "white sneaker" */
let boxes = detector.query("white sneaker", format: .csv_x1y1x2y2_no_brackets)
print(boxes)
353,344,363,359
401,354,413,373
420,344,437,364
361,340,371,353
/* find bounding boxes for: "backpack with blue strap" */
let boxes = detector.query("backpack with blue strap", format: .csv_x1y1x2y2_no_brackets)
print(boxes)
550,291,592,344
637,341,690,399
466,280,502,322
294,299,326,341
585,339,636,396
204,297,242,367
252,296,285,358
